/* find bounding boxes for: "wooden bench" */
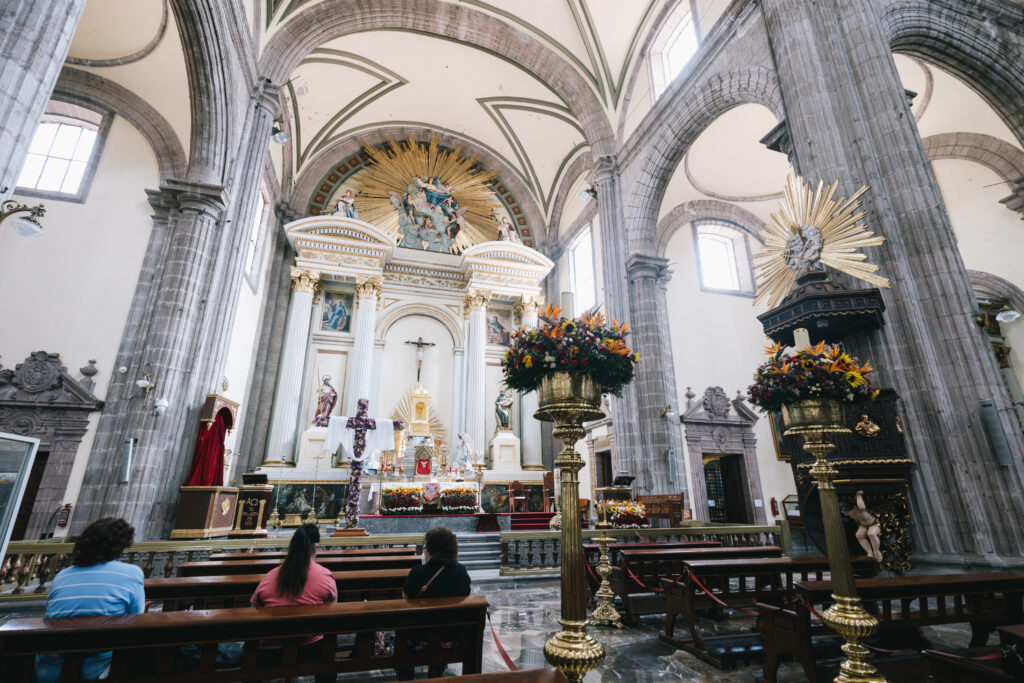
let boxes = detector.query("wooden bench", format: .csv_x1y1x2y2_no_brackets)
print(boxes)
660,555,877,665
582,540,721,595
421,668,568,682
924,624,1024,682
207,547,417,561
147,568,409,611
177,554,421,577
756,572,1024,683
0,596,488,681
611,545,783,624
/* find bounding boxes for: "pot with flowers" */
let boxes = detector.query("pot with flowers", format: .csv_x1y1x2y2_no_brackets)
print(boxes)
502,304,638,681
608,501,650,529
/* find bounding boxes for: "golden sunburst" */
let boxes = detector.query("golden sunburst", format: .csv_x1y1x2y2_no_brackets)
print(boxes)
354,136,501,251
753,173,890,309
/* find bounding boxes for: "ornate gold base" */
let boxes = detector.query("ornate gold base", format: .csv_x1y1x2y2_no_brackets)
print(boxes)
823,595,884,683
260,460,296,468
267,507,281,529
590,532,623,628
303,509,318,525
544,620,606,683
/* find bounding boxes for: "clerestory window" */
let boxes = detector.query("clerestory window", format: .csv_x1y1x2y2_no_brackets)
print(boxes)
16,101,111,202
694,220,755,295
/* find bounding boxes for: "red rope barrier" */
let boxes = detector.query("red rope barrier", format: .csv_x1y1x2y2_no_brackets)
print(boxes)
584,559,600,583
486,612,519,671
922,648,1003,662
686,572,759,617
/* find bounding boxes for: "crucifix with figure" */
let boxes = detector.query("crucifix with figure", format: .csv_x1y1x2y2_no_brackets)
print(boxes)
405,336,435,382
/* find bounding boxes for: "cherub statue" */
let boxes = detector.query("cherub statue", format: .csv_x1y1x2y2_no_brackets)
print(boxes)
841,490,883,562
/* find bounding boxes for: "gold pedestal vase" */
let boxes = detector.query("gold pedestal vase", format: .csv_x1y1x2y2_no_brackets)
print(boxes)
536,372,606,682
782,399,886,683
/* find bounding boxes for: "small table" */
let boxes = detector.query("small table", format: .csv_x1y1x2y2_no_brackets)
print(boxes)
476,512,500,532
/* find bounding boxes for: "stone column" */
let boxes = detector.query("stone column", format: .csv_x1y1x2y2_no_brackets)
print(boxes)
262,267,320,467
0,1,87,201
464,290,490,460
623,254,686,495
762,0,1024,563
342,277,382,416
515,296,545,470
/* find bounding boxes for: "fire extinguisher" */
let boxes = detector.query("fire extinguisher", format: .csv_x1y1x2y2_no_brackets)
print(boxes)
56,504,72,527
770,497,779,517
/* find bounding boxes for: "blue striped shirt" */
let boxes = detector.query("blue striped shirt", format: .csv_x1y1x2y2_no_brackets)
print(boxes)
35,560,145,681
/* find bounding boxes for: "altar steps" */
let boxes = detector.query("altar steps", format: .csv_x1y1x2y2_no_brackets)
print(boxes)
456,533,501,570
510,512,556,531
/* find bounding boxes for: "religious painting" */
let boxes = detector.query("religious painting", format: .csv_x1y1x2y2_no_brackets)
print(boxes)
487,310,511,346
480,483,509,513
524,484,543,513
769,412,789,461
321,292,353,333
270,482,348,520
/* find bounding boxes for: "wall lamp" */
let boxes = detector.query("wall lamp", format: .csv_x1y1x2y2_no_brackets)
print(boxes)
271,121,290,144
135,372,154,395
577,186,598,203
1,200,45,237
661,405,677,419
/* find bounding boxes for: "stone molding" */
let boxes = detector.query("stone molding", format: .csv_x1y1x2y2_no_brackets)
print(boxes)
625,253,671,283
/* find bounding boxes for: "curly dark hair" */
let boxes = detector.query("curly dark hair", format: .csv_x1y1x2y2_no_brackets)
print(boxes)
424,527,458,565
72,518,135,567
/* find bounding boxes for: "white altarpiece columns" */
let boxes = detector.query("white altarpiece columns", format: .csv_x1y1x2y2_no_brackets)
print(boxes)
463,289,490,459
263,267,321,466
343,277,383,416
515,296,545,470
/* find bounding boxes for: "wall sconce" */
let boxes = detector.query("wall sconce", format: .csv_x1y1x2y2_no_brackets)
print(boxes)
1,200,45,237
153,397,169,417
135,372,154,395
996,305,1021,324
577,186,598,203
660,405,677,419
271,121,290,144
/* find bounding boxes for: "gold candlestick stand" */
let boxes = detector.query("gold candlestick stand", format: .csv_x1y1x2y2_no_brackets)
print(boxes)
590,515,623,628
535,372,606,682
783,398,885,683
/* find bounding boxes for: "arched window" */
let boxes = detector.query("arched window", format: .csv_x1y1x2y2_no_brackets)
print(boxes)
16,101,110,201
649,1,701,99
693,220,754,295
245,185,270,285
569,225,597,313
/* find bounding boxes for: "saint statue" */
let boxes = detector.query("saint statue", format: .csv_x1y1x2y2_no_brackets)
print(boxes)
840,490,883,562
313,376,337,427
333,189,358,219
496,216,520,242
495,389,513,430
854,413,880,438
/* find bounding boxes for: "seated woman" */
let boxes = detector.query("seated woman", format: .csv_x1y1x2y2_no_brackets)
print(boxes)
35,517,145,682
397,527,472,680
251,524,337,682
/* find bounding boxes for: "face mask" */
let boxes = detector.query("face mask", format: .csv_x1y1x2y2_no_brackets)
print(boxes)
422,552,429,565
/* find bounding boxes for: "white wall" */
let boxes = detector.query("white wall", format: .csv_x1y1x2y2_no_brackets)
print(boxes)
0,116,159,526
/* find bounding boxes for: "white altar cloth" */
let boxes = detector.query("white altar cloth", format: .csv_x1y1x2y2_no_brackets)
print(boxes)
324,416,397,467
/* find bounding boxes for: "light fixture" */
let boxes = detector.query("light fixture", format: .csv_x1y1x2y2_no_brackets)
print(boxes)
153,397,169,417
996,306,1021,324
135,373,154,395
1,200,45,237
660,405,676,419
577,186,597,203
271,122,290,144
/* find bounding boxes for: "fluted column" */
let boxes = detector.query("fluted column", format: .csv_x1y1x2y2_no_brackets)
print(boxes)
464,290,490,460
762,0,1024,563
515,296,545,470
0,1,87,201
263,267,320,467
343,277,382,415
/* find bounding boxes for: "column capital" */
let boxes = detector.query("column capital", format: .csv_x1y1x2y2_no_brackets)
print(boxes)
275,201,303,224
593,154,619,186
759,119,794,165
463,289,491,315
161,179,228,219
289,266,321,296
1000,176,1024,218
513,295,543,324
354,276,383,301
253,77,284,119
625,253,672,283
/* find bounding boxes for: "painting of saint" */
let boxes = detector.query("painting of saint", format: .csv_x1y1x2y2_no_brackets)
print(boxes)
481,483,509,513
487,311,511,346
321,291,353,332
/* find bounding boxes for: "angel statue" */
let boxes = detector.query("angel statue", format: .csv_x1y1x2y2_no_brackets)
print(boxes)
496,216,520,243
313,376,337,427
495,389,514,430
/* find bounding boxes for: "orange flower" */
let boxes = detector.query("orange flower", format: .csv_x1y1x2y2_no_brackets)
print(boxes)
764,341,783,355
803,340,827,356
604,339,630,355
581,311,605,328
543,303,563,319
611,317,630,334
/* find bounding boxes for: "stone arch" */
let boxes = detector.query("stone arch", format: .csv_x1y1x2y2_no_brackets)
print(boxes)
969,270,1024,316
291,126,547,244
882,0,1024,148
376,303,464,347
654,199,766,257
546,151,594,243
922,132,1024,183
623,67,782,246
257,0,615,157
53,67,186,182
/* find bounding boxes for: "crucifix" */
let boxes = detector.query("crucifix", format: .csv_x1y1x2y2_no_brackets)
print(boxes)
405,336,436,382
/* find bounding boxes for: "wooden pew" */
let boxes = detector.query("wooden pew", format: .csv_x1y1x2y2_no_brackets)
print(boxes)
756,572,1024,683
659,555,877,664
177,554,420,577
611,545,783,624
207,547,417,561
421,668,568,682
147,568,409,611
0,596,488,681
582,540,721,595
924,624,1024,682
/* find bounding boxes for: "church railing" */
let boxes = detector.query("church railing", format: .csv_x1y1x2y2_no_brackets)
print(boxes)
0,534,425,600
498,522,791,576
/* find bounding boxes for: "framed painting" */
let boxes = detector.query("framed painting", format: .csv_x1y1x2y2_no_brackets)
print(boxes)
321,291,354,333
769,411,789,461
270,481,348,520
524,484,543,512
480,483,509,513
486,311,512,346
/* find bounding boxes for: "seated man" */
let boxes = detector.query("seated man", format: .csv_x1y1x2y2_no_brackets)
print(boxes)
35,518,145,682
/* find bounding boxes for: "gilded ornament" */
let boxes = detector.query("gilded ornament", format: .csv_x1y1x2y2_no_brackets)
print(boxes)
854,413,880,438
289,266,321,295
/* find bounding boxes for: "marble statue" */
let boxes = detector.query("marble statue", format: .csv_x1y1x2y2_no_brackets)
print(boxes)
841,490,883,562
313,376,337,427
334,189,358,219
496,215,520,242
495,388,513,430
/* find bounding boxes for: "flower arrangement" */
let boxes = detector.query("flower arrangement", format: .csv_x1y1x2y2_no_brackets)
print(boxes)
440,487,478,514
501,304,639,397
608,501,649,529
747,340,879,413
379,487,422,515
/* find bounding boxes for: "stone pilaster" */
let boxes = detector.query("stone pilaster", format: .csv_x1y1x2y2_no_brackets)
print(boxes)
342,277,382,415
761,0,1024,563
464,289,490,460
262,266,320,467
0,1,87,201
514,296,546,469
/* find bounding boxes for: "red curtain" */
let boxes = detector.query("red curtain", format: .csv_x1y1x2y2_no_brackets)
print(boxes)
184,410,228,486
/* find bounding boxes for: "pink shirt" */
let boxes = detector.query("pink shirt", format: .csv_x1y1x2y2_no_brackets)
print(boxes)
251,561,337,647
